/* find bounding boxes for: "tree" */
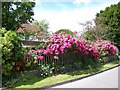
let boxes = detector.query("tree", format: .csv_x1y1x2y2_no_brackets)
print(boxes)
33,19,49,36
2,2,35,31
79,20,93,32
55,29,75,37
81,20,108,41
95,2,120,49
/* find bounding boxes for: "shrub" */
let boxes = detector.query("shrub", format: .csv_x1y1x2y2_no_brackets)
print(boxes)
0,28,26,75
25,32,118,74
27,33,117,60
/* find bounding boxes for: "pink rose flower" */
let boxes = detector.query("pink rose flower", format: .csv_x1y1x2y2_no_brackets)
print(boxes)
54,56,58,60
26,53,30,57
39,56,44,60
84,51,89,55
74,31,77,34
55,49,59,55
44,50,49,56
39,49,43,54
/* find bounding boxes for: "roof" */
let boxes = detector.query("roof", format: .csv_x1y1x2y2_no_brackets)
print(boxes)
17,23,46,37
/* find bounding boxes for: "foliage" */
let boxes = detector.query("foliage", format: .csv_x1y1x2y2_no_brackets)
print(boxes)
2,2,35,31
3,60,120,89
55,29,76,37
2,72,36,88
0,28,26,75
37,64,53,77
81,20,108,41
14,48,27,71
33,19,50,36
95,2,120,50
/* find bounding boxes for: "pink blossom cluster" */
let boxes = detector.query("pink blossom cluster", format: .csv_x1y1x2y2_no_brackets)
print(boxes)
26,33,117,61
93,40,117,57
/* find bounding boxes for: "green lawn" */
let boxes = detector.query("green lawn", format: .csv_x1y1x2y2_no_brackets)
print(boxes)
5,60,120,89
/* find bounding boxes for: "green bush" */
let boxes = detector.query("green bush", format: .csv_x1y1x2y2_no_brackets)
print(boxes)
0,28,25,75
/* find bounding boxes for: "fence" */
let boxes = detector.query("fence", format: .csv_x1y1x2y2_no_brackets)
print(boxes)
21,40,82,65
25,50,95,70
21,40,99,68
38,51,81,65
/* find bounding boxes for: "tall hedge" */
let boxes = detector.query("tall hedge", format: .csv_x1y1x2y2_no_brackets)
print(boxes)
96,2,120,50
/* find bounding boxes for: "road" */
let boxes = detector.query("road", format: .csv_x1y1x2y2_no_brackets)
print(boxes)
52,67,119,88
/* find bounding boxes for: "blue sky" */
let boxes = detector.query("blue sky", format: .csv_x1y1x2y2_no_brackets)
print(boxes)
38,2,76,12
33,0,119,33
34,1,100,11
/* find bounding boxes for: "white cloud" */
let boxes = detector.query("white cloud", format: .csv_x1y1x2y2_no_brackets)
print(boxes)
33,0,119,34
33,7,98,33
73,0,92,5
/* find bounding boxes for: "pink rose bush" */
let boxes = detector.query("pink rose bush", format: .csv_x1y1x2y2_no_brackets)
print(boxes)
93,40,117,57
26,32,117,63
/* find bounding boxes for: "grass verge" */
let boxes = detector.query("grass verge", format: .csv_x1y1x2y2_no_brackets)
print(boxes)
5,60,120,89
